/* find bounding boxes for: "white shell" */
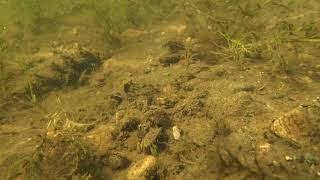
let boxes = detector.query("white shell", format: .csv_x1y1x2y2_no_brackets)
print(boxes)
172,126,181,140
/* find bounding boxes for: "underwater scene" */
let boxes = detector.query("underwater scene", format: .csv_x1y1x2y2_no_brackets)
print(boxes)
0,0,320,179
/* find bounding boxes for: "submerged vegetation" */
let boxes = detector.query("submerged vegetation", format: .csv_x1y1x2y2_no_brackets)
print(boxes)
0,0,320,179
182,0,320,72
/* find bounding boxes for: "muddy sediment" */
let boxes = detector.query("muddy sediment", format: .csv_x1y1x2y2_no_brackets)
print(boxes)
1,2,320,179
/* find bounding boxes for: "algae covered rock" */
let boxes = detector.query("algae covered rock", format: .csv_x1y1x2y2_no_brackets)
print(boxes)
270,97,320,144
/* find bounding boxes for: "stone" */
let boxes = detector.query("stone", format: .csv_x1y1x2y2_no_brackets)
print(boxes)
270,101,319,144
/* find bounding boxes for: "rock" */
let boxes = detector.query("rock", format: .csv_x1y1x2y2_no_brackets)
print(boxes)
127,156,157,180
108,154,130,170
159,53,183,66
270,102,319,144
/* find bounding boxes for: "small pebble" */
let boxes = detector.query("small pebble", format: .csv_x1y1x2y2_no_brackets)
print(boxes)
285,156,294,161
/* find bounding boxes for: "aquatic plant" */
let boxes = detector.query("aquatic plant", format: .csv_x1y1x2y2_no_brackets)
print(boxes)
213,32,262,66
22,134,97,179
150,143,158,156
27,82,37,105
184,37,198,66
182,0,319,73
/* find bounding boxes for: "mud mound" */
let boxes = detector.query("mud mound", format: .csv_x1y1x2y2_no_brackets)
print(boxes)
12,43,104,98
